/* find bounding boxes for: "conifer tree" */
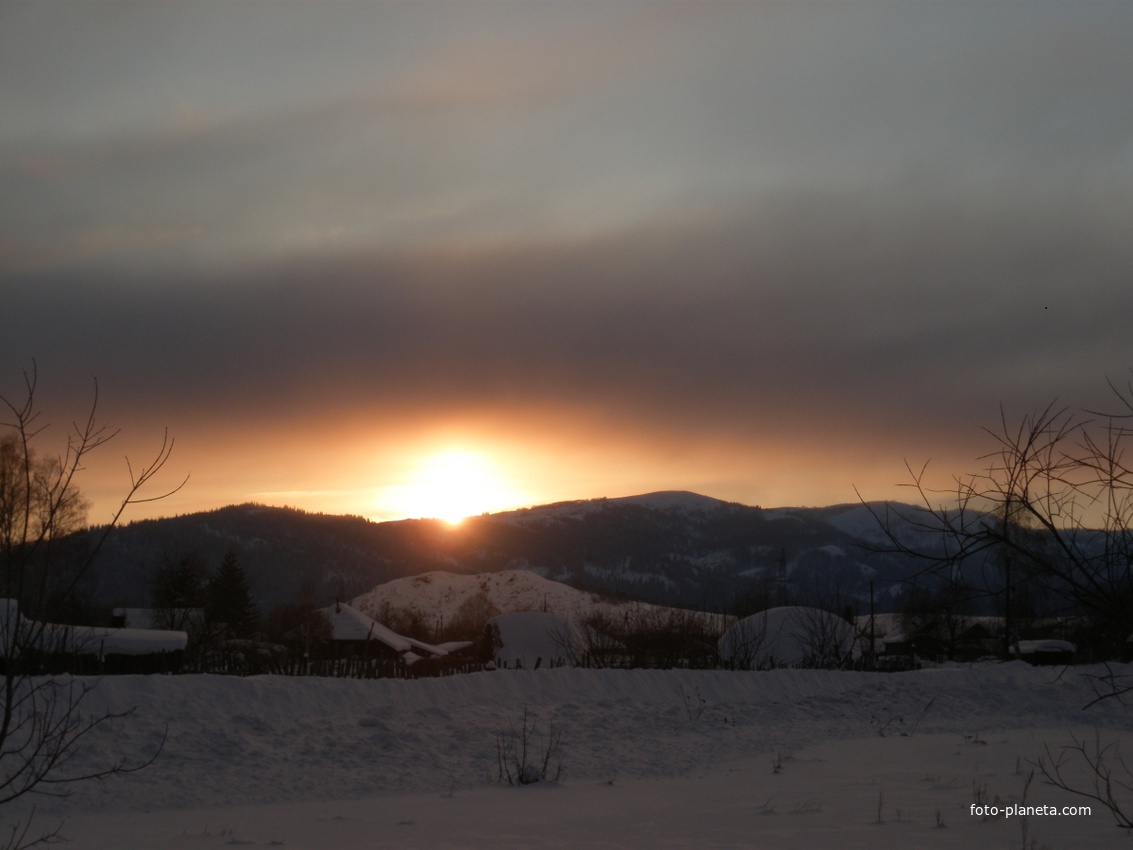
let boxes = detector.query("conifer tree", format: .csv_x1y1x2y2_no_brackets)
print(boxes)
152,551,207,631
206,550,259,638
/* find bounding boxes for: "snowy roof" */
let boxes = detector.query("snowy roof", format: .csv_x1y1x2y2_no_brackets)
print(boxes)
2,599,187,656
321,603,447,658
68,625,189,656
404,635,448,657
1011,639,1076,655
434,640,474,654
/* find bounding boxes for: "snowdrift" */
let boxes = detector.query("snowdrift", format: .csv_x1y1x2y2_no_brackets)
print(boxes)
718,605,857,669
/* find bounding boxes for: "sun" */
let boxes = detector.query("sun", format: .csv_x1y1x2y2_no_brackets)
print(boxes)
394,450,521,525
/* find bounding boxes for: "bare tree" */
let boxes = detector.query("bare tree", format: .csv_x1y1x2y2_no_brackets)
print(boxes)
788,606,855,669
862,375,1133,666
554,609,624,669
1,365,184,849
896,579,978,662
718,610,770,670
440,591,501,643
551,605,727,670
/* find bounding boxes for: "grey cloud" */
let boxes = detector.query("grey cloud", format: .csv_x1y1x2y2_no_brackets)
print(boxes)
7,2,1133,284
6,180,1131,455
5,1,1133,472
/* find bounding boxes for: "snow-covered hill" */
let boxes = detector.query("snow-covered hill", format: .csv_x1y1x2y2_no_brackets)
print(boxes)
493,490,734,527
350,568,698,624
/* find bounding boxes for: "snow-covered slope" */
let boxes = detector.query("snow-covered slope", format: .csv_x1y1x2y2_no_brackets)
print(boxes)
491,490,731,527
351,568,676,624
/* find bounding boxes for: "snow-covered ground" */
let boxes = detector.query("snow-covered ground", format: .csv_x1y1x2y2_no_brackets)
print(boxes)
11,663,1133,849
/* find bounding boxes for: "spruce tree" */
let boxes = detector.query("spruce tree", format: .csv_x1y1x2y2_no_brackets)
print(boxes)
152,552,207,631
206,550,259,638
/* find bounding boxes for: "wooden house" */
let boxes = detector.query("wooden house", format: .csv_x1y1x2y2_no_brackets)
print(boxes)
322,602,448,665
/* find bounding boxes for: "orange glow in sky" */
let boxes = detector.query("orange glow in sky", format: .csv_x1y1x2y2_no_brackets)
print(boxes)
377,449,527,524
69,400,982,527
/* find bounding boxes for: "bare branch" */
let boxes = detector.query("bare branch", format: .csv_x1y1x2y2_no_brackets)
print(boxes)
861,375,1133,670
1,367,180,847
1032,730,1133,828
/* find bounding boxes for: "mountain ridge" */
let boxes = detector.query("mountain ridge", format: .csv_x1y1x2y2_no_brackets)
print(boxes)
79,492,927,617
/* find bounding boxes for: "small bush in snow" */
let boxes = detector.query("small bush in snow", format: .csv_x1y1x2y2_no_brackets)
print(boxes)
677,685,706,721
491,705,564,786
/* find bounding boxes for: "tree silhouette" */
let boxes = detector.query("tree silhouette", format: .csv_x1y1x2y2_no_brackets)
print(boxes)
152,552,207,630
206,550,259,638
1,365,183,849
864,374,1133,663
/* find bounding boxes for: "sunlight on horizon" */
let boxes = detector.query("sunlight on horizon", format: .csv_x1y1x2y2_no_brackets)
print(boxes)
376,449,527,525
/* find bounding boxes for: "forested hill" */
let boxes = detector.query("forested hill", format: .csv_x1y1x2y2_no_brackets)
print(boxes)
81,492,927,615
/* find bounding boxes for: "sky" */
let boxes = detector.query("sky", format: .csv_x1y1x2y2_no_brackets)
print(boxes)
3,1,1132,525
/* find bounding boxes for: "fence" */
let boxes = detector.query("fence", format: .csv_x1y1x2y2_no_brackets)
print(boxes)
178,647,487,679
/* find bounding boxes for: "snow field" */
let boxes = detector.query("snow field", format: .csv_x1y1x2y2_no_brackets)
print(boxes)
12,662,1133,848
46,728,1133,849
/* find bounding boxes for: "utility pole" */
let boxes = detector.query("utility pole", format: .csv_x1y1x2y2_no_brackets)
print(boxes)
869,579,876,670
